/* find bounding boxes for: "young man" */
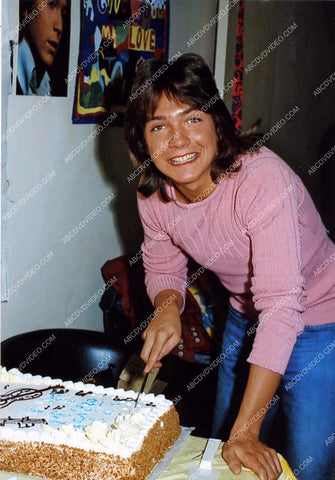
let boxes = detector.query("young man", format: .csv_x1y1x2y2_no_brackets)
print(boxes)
17,0,68,95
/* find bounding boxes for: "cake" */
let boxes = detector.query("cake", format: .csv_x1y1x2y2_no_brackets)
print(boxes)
0,366,181,480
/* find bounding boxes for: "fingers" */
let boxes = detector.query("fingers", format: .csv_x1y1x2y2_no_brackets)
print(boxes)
222,439,282,480
160,334,180,358
140,307,181,373
222,451,242,475
272,450,282,474
151,360,162,369
143,332,180,373
248,453,279,480
142,332,167,373
263,449,282,479
141,327,177,373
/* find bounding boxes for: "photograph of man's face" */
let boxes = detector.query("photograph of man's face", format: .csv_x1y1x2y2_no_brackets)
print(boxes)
17,0,70,96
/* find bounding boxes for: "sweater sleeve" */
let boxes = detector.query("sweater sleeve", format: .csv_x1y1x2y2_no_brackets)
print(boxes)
137,193,188,312
236,156,307,374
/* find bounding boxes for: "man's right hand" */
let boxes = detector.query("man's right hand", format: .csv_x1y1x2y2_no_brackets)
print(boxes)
140,289,183,373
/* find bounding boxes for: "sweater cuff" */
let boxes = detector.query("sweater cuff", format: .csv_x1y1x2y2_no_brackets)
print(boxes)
146,276,187,314
247,321,300,375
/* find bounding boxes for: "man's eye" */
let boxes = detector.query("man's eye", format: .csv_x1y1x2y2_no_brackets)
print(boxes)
187,117,201,124
47,0,57,6
151,125,164,132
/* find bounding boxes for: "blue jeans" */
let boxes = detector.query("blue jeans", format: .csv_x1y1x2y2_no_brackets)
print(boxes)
211,303,335,480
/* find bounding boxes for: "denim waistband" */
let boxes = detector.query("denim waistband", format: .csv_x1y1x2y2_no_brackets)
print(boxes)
228,303,335,333
302,322,335,333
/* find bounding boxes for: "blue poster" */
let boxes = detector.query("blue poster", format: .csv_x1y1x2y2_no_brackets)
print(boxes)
72,0,169,123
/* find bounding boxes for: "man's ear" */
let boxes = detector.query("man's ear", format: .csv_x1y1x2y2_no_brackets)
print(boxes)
23,8,29,20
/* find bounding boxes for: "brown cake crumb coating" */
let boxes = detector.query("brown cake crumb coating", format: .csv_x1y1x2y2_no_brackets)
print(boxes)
0,407,181,480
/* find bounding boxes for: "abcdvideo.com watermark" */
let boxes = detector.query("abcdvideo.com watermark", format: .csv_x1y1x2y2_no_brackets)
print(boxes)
187,0,239,47
227,394,280,445
2,0,50,46
313,71,335,97
65,275,118,327
2,96,50,144
129,51,182,101
19,334,56,371
62,193,115,244
182,240,234,288
127,133,180,183
65,112,118,163
248,106,300,154
187,341,240,391
4,170,56,220
7,251,54,298
314,251,335,277
245,22,298,73
308,144,335,176
66,37,115,84
129,215,182,266
124,294,177,344
242,183,294,234
81,354,115,383
285,339,335,391
122,0,155,29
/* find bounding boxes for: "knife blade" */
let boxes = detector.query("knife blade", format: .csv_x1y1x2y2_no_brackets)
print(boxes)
134,373,149,408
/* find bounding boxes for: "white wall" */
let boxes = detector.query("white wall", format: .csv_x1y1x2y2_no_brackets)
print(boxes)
169,0,217,69
1,0,218,340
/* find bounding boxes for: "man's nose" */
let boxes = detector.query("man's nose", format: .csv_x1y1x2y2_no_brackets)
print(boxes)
168,129,190,148
54,12,63,36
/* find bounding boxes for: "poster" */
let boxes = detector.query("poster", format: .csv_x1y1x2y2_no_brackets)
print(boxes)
72,0,169,124
16,0,71,97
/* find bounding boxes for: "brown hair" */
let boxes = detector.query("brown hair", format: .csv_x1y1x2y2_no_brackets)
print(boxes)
124,53,259,201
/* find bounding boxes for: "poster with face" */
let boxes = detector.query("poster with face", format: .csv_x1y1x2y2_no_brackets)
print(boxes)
16,0,71,96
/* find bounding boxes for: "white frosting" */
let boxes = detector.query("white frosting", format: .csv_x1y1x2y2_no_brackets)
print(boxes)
0,366,172,458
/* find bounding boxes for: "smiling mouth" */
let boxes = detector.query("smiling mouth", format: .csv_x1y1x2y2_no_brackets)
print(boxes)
169,153,198,165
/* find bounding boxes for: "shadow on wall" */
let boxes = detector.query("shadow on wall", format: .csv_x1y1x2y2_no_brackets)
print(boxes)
96,124,143,255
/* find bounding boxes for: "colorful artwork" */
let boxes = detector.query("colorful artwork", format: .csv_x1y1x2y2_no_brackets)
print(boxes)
72,0,169,123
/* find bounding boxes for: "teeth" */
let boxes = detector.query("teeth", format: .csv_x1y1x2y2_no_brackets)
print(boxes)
170,153,197,164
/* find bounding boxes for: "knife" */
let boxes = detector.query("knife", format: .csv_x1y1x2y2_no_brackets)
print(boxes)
134,373,149,408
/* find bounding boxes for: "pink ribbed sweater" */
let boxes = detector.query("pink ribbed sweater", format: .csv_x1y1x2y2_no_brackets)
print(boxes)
137,147,335,374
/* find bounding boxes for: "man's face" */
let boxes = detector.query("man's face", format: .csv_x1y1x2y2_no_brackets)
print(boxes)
24,0,68,67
